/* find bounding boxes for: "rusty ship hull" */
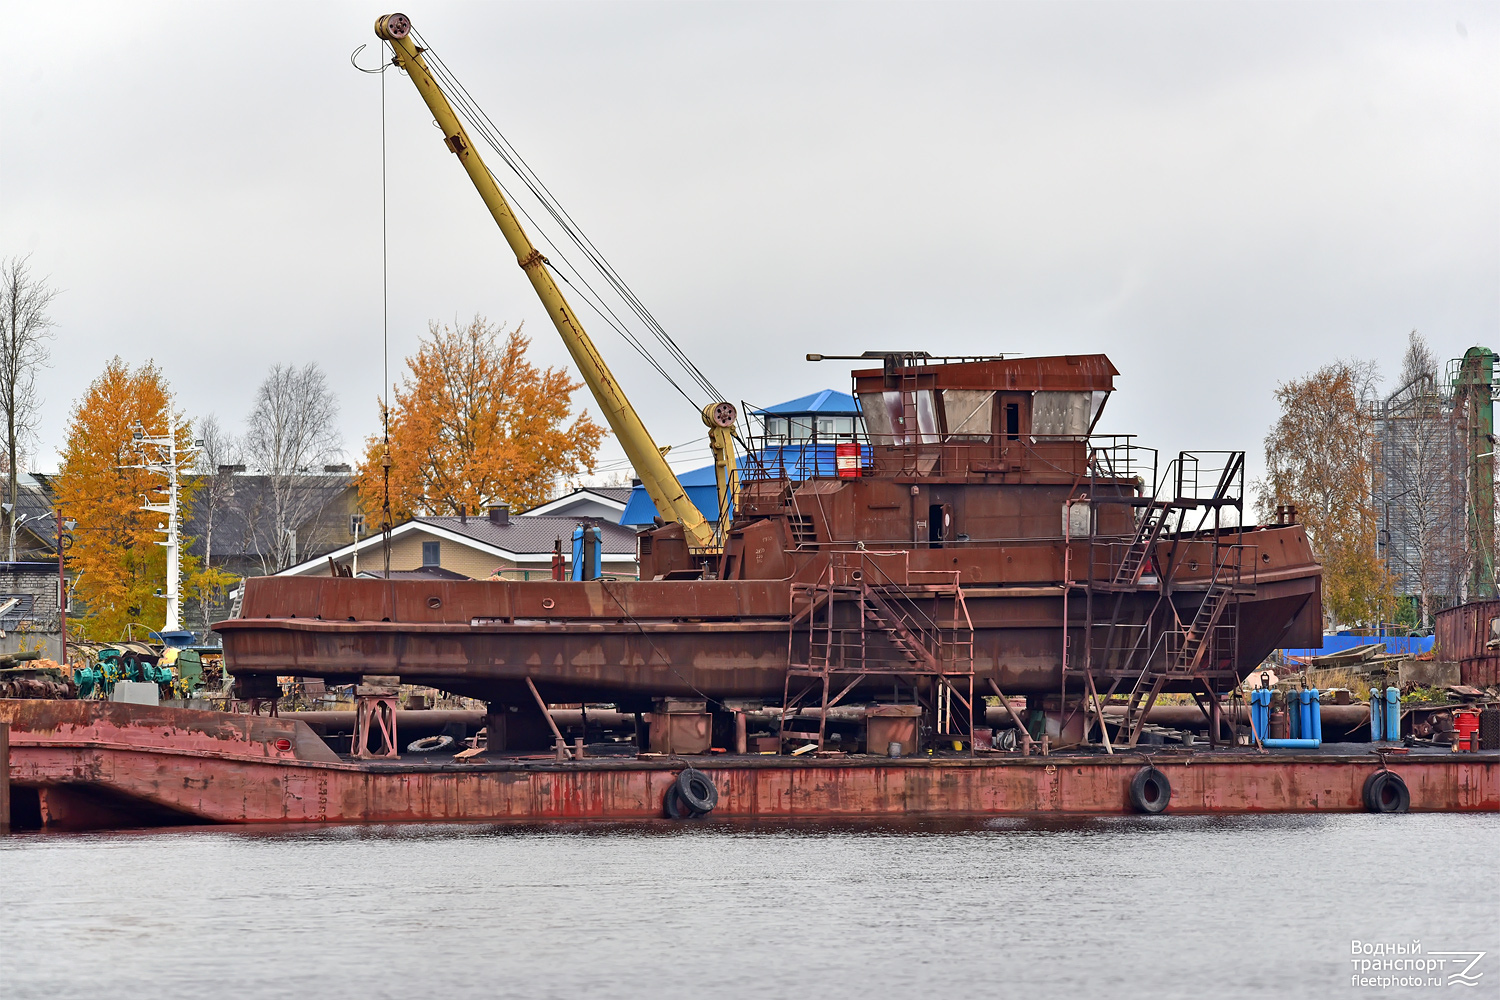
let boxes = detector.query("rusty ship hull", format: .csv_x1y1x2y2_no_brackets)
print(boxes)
216,355,1322,716
217,548,1319,703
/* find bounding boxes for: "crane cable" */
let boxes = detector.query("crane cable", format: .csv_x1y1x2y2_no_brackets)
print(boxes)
356,42,699,407
420,43,723,404
427,83,701,409
411,30,727,406
414,47,707,406
378,40,393,578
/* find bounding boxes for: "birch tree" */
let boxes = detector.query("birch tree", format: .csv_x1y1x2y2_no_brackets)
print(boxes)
244,363,341,572
1256,359,1396,628
191,413,241,577
0,255,57,561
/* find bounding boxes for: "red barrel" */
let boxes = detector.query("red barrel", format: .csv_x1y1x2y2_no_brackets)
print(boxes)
1455,711,1480,752
835,442,861,478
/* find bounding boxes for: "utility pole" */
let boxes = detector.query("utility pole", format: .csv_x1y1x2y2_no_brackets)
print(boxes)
130,410,192,632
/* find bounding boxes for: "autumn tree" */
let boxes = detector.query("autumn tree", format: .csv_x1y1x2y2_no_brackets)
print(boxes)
1256,359,1396,629
358,318,604,521
55,358,197,640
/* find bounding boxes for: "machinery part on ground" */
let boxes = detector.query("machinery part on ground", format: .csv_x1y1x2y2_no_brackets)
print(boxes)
1128,766,1171,814
675,768,719,814
73,664,103,699
1362,770,1410,814
0,672,73,700
406,735,455,754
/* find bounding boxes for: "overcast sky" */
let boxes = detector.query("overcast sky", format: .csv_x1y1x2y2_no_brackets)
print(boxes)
3,1,1496,502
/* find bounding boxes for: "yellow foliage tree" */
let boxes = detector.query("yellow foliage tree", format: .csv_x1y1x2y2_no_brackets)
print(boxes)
55,358,198,640
1256,360,1397,629
358,318,605,522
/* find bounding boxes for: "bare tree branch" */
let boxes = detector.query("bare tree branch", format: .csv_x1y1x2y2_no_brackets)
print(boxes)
0,255,58,562
243,363,342,571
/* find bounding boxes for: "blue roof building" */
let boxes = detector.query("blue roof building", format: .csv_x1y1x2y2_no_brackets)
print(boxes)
619,390,866,527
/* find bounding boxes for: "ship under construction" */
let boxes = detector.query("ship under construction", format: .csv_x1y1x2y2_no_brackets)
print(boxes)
213,13,1322,755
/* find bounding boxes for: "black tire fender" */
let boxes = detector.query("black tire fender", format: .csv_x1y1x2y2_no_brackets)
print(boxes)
406,735,455,754
675,768,719,814
1364,771,1410,814
663,783,695,820
1128,766,1171,814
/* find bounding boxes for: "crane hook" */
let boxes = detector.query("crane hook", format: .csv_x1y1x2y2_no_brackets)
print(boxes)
350,43,390,74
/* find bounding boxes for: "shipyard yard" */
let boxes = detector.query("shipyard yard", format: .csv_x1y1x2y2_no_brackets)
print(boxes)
3,1,1498,998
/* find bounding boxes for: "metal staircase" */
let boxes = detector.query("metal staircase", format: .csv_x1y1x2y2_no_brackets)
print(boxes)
783,551,974,751
1110,499,1173,587
1114,545,1247,746
1066,450,1254,750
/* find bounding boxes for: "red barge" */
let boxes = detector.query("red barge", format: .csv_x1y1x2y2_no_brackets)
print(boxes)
3,700,1496,830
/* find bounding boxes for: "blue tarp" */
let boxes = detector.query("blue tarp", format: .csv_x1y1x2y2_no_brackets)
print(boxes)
619,444,872,527
1281,634,1435,659
619,465,724,527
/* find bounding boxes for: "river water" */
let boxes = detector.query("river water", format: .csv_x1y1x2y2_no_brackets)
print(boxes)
2,814,1496,1000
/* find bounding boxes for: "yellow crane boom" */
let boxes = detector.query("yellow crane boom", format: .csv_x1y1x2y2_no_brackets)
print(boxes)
375,13,725,550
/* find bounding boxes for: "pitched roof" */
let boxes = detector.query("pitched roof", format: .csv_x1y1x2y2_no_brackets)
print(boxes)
183,473,355,560
414,515,637,554
274,514,638,577
6,475,59,551
520,486,632,516
752,389,861,416
356,566,472,581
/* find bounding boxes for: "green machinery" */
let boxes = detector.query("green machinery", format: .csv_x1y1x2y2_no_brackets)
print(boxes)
74,648,181,699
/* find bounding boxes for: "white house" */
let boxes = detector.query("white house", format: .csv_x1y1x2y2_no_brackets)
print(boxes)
273,505,640,581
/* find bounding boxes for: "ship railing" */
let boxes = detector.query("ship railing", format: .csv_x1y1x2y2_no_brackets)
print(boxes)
791,554,973,674
786,549,975,747
829,550,974,671
1163,624,1239,674
1087,436,1157,487
737,423,1163,484
1077,621,1150,675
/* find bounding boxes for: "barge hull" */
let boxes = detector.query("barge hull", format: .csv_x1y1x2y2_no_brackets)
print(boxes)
5,702,1495,828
